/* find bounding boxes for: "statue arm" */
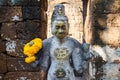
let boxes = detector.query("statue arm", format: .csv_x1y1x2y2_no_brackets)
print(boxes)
72,47,84,74
38,50,50,80
30,39,51,71
39,40,51,71
30,48,48,80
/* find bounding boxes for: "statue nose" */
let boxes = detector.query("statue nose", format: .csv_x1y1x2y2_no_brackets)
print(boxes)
58,28,63,33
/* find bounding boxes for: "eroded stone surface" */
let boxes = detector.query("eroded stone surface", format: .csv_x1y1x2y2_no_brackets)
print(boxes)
0,53,7,74
22,6,41,20
1,23,16,40
94,0,120,13
7,56,40,71
4,72,41,80
0,7,22,22
99,14,120,47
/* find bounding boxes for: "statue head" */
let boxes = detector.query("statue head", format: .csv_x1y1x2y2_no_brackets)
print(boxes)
51,4,69,39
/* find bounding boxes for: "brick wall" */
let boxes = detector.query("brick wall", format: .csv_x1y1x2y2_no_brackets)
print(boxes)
0,0,47,80
0,0,120,80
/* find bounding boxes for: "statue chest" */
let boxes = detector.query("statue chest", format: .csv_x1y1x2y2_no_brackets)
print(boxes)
50,40,73,61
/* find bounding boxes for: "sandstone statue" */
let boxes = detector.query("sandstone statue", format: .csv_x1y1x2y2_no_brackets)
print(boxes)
24,4,93,80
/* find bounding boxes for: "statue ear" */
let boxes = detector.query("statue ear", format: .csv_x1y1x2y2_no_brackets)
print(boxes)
51,26,56,35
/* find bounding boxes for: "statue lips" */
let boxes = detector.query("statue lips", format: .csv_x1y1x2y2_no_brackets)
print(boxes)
57,32,66,39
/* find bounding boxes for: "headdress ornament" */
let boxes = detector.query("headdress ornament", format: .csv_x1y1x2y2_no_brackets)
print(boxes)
51,4,68,22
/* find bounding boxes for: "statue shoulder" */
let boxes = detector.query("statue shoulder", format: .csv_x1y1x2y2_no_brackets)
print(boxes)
67,37,82,47
42,37,53,48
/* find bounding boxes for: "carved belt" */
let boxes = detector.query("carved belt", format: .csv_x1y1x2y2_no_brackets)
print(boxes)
54,68,66,78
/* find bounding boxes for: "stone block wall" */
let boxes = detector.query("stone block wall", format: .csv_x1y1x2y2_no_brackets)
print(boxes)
0,0,47,80
91,0,120,80
0,0,120,80
93,0,120,47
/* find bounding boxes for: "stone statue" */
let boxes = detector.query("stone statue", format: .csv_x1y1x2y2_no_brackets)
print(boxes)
29,4,93,80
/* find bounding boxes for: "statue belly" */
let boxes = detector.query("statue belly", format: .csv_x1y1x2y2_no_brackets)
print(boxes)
47,61,75,80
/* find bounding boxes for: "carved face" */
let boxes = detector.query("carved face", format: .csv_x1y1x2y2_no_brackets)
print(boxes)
52,20,68,39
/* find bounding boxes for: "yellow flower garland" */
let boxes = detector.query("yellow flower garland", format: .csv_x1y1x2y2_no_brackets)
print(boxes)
23,38,42,63
25,56,36,63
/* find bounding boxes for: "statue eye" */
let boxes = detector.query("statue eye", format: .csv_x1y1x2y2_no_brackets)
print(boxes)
55,26,59,29
62,26,66,30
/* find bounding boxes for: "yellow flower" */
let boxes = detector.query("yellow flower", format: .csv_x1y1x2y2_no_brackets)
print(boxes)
24,38,42,57
23,38,42,63
25,56,36,63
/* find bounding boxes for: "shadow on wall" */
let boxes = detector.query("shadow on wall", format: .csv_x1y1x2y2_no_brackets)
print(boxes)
92,0,120,47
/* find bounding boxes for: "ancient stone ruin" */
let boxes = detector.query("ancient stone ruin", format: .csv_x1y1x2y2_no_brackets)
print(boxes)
0,0,120,80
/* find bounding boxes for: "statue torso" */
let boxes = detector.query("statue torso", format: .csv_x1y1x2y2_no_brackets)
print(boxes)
48,36,75,80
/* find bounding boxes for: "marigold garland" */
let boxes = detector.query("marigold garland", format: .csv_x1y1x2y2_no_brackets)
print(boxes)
25,56,36,63
23,38,42,63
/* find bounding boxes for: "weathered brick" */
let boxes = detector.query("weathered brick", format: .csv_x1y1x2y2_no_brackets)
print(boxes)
15,21,41,40
0,40,6,53
1,21,41,41
22,6,41,20
0,6,22,22
7,56,40,72
6,39,27,57
1,23,16,40
4,72,42,80
0,53,7,74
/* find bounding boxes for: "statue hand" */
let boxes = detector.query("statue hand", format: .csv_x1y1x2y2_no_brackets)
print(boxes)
74,67,84,77
83,43,90,53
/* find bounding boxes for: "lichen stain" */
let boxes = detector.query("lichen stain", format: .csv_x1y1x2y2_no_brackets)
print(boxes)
6,38,16,53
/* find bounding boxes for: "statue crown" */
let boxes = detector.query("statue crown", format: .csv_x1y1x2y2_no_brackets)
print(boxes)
51,4,68,22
